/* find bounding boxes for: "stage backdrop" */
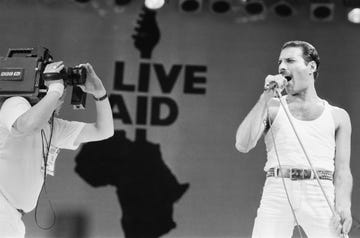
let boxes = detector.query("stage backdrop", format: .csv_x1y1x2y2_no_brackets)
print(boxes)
0,1,359,238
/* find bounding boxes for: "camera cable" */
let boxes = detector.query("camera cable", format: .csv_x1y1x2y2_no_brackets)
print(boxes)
35,111,56,230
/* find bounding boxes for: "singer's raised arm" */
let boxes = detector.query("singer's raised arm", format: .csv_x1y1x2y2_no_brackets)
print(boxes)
235,91,278,153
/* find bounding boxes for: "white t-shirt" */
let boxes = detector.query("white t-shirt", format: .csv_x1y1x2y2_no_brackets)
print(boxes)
0,97,85,212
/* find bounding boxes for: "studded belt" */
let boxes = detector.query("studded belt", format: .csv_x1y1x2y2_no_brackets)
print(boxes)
266,167,333,181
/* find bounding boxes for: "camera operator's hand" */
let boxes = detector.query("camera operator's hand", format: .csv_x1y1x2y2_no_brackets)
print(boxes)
71,63,113,145
43,61,64,76
44,61,65,98
78,63,106,98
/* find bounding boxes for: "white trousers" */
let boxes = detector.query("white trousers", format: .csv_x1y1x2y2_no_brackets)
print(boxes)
0,192,25,238
252,177,340,238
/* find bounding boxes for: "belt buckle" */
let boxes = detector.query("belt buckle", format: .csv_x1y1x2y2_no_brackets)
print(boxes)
290,169,304,180
290,168,295,180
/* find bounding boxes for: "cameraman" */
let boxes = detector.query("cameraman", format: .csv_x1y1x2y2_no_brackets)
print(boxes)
0,61,114,238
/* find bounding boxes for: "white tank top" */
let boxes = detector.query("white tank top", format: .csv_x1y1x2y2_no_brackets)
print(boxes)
264,96,336,172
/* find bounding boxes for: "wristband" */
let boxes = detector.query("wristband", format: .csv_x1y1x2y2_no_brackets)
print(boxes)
93,93,107,101
47,83,64,97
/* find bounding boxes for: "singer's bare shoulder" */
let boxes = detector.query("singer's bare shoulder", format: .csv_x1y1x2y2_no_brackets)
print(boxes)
329,105,351,132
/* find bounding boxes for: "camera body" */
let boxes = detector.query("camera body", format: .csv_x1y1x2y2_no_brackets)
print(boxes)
0,47,87,109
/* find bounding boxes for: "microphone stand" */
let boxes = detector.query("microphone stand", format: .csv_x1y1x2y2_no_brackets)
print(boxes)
273,89,349,238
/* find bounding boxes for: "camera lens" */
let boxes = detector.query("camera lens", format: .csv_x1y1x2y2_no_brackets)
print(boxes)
64,66,87,85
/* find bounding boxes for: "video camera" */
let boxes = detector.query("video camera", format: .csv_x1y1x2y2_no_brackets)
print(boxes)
0,47,87,109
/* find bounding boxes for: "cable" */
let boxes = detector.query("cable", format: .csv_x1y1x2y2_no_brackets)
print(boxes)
34,112,57,230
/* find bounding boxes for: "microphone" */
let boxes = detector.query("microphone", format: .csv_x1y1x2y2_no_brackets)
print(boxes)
266,81,279,90
264,75,291,90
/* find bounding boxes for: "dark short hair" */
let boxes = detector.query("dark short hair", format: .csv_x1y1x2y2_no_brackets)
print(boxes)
281,40,320,79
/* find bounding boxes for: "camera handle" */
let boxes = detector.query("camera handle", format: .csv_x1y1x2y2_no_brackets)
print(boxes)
43,72,62,81
7,47,52,61
7,48,36,57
